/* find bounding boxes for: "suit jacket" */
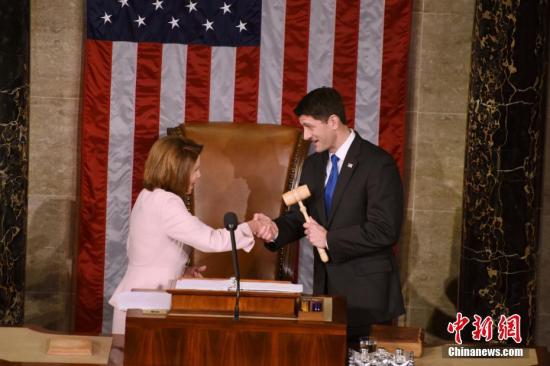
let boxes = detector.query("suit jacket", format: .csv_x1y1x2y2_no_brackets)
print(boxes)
268,133,405,332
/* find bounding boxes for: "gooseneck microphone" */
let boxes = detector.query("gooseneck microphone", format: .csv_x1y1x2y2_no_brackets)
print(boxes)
223,212,241,320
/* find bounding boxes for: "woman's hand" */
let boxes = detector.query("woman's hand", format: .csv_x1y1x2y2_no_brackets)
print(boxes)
247,219,262,234
181,265,207,278
248,215,278,241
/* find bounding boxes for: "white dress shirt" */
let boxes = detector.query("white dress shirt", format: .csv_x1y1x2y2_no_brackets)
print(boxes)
325,130,355,185
322,129,355,250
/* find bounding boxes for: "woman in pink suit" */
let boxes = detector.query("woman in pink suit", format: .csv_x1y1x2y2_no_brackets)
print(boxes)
109,136,262,334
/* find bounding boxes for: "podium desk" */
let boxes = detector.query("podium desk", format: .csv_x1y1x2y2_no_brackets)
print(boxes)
123,296,347,366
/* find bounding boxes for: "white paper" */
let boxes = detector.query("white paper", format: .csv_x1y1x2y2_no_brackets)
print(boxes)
175,278,303,293
113,291,172,311
240,281,303,293
175,278,233,291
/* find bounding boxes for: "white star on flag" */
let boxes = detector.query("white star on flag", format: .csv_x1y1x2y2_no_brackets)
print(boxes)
186,0,197,13
101,12,112,24
220,2,232,14
169,17,180,29
134,15,146,27
152,0,163,10
118,0,129,8
202,19,214,31
236,20,247,32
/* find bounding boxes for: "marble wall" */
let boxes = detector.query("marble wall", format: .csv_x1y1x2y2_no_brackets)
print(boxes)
459,0,548,345
536,40,550,349
0,0,30,326
25,0,83,331
399,0,474,342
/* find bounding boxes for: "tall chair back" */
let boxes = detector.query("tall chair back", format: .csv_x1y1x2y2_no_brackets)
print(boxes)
168,122,309,281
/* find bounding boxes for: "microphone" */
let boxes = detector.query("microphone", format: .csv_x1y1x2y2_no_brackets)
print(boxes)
224,212,241,320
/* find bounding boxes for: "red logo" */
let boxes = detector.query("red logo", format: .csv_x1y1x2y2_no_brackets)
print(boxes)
447,312,470,344
447,313,522,344
498,314,522,344
472,315,494,341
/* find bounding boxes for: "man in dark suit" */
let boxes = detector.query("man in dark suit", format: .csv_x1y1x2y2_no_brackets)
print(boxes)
254,87,405,340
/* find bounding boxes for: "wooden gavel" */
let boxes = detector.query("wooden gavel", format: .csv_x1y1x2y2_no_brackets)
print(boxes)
282,185,329,263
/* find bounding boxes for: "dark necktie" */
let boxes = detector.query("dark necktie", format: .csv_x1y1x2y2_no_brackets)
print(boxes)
324,154,340,216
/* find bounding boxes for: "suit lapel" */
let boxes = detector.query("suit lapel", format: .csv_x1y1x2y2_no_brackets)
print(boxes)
315,152,329,226
327,134,361,227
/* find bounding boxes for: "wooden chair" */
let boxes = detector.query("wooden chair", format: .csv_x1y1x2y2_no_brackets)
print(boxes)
167,122,309,282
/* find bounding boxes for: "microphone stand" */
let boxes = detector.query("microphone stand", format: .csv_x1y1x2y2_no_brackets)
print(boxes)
228,227,241,320
224,212,241,320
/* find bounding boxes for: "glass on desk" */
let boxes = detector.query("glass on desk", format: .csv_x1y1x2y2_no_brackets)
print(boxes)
359,337,368,362
407,350,415,365
375,347,391,364
359,336,378,363
394,348,406,364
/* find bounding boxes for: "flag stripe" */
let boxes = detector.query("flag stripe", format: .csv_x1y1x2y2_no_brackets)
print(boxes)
378,0,412,174
307,0,336,91
257,0,286,124
209,47,236,122
281,0,311,126
159,44,188,135
131,43,163,205
102,41,138,334
333,0,360,129
76,39,112,333
234,46,260,123
354,0,385,144
185,45,211,122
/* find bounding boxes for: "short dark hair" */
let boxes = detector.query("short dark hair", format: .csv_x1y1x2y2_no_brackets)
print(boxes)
293,87,347,124
143,136,203,198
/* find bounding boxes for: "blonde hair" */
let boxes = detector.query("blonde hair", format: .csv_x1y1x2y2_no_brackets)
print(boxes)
143,136,203,197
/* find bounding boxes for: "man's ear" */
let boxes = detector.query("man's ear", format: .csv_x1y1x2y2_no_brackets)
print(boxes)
327,114,340,129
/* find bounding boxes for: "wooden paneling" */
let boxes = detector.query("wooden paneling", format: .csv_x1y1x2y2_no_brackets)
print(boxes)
124,297,347,366
168,289,300,318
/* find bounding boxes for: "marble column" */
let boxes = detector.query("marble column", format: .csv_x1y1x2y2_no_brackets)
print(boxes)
459,0,548,345
0,1,30,325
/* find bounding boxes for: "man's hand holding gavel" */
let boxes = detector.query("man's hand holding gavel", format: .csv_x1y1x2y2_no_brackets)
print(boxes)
303,218,328,249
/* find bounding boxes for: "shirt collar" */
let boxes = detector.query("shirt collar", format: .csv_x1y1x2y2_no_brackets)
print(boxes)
331,129,355,162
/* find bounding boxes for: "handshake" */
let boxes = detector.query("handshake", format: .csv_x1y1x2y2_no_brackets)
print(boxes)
246,213,279,242
246,213,328,250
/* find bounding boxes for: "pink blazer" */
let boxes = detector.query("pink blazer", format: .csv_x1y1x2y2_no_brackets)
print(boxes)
109,188,254,333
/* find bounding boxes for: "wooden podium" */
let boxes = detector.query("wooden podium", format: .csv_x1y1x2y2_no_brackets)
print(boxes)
123,290,347,366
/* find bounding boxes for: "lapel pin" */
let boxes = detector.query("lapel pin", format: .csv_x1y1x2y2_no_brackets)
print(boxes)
347,163,353,168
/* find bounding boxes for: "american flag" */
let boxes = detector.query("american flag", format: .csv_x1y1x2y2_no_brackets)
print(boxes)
77,0,411,333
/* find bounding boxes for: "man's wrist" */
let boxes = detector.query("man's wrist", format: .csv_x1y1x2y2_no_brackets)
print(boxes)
269,227,279,243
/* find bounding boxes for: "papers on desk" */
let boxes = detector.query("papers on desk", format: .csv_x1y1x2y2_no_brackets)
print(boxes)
111,280,302,311
175,278,303,293
239,280,303,293
175,278,232,291
112,291,172,311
